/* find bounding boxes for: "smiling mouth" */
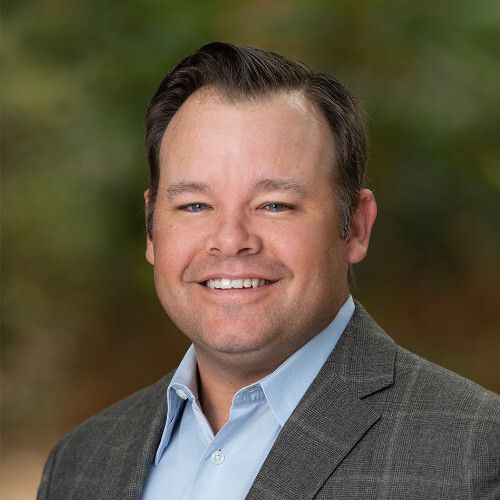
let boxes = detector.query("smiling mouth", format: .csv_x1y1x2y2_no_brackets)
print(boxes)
202,278,275,289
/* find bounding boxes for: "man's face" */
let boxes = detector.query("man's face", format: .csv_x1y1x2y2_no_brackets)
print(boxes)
146,89,359,371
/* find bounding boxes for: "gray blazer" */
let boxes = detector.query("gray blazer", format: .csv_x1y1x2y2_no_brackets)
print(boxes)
37,303,500,499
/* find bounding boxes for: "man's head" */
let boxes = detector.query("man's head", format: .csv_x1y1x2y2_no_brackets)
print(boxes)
144,43,376,375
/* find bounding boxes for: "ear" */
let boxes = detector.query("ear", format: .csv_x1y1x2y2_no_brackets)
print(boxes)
144,189,155,266
346,189,377,264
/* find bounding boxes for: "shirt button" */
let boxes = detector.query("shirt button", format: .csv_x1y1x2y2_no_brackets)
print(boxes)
175,388,188,400
211,450,225,464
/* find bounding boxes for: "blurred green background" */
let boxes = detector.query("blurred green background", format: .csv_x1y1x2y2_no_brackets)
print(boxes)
2,1,499,497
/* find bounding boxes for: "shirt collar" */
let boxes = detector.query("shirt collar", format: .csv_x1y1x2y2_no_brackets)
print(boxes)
153,345,198,464
154,295,355,464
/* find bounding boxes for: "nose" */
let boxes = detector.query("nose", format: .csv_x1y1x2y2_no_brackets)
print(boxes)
206,211,263,257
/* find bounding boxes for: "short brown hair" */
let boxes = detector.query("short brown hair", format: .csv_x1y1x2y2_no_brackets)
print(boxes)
145,42,367,240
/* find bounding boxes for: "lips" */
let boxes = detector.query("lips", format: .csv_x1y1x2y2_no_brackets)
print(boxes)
184,256,286,290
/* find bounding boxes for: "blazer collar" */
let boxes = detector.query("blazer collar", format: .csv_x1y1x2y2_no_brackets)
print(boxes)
246,301,396,500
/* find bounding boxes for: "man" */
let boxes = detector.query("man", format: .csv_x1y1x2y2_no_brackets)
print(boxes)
38,42,499,499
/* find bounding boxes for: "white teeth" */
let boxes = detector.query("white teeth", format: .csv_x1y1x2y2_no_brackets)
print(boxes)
205,278,270,289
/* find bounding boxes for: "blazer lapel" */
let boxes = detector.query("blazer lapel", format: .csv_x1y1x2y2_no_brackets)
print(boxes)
246,303,396,500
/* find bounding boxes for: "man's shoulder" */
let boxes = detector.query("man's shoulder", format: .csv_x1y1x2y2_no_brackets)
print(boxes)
38,372,175,499
322,306,500,497
349,302,499,413
54,371,174,456
393,342,499,414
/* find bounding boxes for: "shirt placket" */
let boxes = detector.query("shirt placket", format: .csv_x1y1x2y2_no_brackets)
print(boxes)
186,386,266,499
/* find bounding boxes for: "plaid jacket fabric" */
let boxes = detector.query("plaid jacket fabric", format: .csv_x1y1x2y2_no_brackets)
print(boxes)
38,303,500,499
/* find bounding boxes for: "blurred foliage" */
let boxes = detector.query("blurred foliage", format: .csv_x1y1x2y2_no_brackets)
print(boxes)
2,0,499,444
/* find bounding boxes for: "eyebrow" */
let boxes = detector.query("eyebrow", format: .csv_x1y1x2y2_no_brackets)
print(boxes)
253,178,309,196
166,178,308,201
166,181,211,201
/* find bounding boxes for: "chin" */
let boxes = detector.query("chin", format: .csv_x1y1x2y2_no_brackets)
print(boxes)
197,324,276,356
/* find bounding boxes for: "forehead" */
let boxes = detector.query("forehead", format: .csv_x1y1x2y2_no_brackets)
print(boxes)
159,88,335,185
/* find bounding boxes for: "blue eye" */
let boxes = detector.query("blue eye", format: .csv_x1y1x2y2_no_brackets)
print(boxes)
180,203,210,212
263,203,292,212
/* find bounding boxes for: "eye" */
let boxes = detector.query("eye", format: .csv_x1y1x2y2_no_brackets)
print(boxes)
179,203,211,213
262,203,294,212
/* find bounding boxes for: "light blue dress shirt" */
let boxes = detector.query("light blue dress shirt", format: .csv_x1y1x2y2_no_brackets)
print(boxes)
141,296,354,500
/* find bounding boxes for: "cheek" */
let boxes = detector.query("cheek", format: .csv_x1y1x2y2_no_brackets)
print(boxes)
266,221,327,276
278,222,346,282
153,226,199,279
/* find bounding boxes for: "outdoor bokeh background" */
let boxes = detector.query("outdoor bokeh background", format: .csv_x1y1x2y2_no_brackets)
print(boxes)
2,1,499,498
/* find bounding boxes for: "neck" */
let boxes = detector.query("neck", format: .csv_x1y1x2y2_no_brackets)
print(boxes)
196,368,233,434
195,349,284,434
